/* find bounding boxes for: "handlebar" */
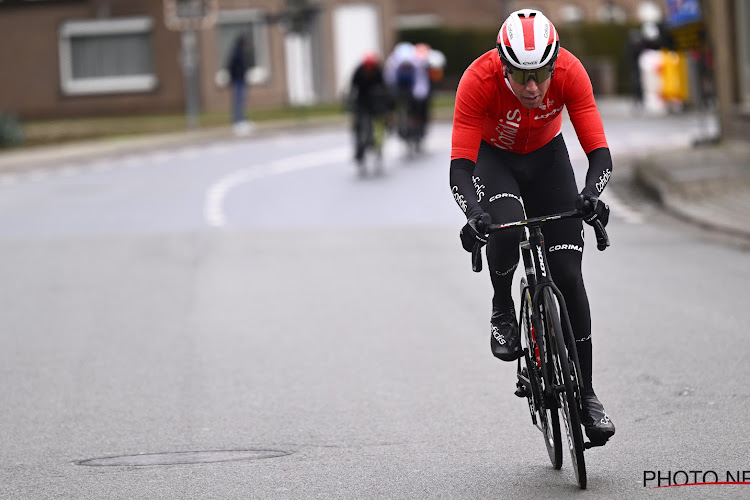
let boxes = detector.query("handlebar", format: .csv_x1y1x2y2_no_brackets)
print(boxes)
471,210,609,273
592,219,609,251
472,242,484,272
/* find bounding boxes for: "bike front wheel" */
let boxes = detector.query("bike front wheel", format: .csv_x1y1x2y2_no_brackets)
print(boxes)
519,278,562,469
542,287,587,489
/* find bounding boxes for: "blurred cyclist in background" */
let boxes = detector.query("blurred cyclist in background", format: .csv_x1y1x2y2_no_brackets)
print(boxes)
384,42,433,152
425,45,446,138
349,52,392,168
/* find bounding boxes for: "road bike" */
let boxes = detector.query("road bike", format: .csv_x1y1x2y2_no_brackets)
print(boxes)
353,110,387,177
471,210,609,489
393,93,426,157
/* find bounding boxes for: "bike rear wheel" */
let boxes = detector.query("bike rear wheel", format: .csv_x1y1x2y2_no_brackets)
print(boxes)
519,278,562,469
542,287,587,489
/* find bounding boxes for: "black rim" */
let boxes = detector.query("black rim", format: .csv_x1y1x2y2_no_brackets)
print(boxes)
544,289,587,489
520,280,562,469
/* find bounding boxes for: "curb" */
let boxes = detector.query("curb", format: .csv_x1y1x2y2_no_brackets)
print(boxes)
0,114,354,174
633,140,750,240
0,109,459,174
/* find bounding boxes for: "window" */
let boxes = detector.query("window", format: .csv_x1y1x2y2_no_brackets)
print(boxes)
597,4,627,24
559,5,585,24
738,0,750,111
215,9,270,85
58,17,156,96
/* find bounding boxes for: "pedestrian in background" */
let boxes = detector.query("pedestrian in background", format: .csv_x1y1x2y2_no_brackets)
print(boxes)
623,28,645,113
227,34,254,136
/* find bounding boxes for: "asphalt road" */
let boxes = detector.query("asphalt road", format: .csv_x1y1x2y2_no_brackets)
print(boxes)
1,112,749,499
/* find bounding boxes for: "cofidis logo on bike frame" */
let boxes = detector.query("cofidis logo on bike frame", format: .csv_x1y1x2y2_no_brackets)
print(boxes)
644,470,750,488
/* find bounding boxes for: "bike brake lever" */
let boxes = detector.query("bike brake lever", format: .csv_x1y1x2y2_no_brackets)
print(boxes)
471,241,483,273
593,219,610,251
574,210,610,251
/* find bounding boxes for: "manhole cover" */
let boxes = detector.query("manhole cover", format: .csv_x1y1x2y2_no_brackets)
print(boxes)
77,449,290,467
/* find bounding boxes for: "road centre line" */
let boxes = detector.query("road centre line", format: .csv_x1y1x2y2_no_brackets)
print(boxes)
204,146,350,227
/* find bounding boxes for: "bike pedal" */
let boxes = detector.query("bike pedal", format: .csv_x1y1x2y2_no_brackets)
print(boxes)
583,439,608,450
514,385,529,398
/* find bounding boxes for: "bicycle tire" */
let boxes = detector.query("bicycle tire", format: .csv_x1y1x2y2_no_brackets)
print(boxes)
373,117,386,173
542,287,587,489
520,278,562,469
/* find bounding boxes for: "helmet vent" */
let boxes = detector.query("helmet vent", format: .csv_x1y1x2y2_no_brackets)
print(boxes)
540,45,552,63
505,47,520,67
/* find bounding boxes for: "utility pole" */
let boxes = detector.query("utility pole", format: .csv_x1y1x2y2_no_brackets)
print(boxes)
163,0,218,130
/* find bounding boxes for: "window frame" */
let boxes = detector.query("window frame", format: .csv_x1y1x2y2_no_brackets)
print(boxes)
58,16,157,96
215,9,271,86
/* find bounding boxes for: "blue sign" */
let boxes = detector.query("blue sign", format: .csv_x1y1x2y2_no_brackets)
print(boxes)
665,0,702,26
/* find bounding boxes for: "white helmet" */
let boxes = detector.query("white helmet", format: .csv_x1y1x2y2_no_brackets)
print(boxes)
496,9,560,70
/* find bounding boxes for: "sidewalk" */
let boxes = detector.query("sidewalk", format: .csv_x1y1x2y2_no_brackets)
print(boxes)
0,99,626,174
0,113,350,175
633,139,750,240
0,102,457,175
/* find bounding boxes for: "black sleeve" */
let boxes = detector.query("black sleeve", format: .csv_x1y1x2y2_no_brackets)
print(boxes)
450,158,484,220
581,147,613,198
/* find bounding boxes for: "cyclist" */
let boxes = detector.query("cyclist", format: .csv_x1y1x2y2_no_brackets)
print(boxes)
408,43,433,143
349,52,391,164
384,42,432,149
450,9,615,445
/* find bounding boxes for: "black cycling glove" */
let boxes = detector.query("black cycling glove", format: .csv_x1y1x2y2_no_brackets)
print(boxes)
576,194,610,227
460,212,492,252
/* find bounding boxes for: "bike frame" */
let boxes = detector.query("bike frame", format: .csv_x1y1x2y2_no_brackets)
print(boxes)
355,111,384,152
471,209,610,488
520,222,584,397
475,210,595,385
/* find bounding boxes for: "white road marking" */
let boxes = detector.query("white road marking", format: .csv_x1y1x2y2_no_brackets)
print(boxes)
271,148,349,173
204,169,268,228
204,147,350,227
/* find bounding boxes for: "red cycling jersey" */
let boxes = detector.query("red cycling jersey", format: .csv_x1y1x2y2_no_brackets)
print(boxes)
451,48,608,161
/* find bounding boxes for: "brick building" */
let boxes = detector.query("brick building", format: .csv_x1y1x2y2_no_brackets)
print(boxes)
1,0,747,129
0,0,397,119
396,0,660,28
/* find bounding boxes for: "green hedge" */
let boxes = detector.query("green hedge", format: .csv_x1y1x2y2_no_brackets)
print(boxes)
398,28,495,91
558,23,638,94
399,23,637,95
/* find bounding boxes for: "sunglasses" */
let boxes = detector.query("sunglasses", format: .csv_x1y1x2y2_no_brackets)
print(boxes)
505,64,554,84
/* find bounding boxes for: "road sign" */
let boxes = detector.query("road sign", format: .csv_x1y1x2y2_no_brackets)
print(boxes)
665,0,702,27
669,23,705,50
